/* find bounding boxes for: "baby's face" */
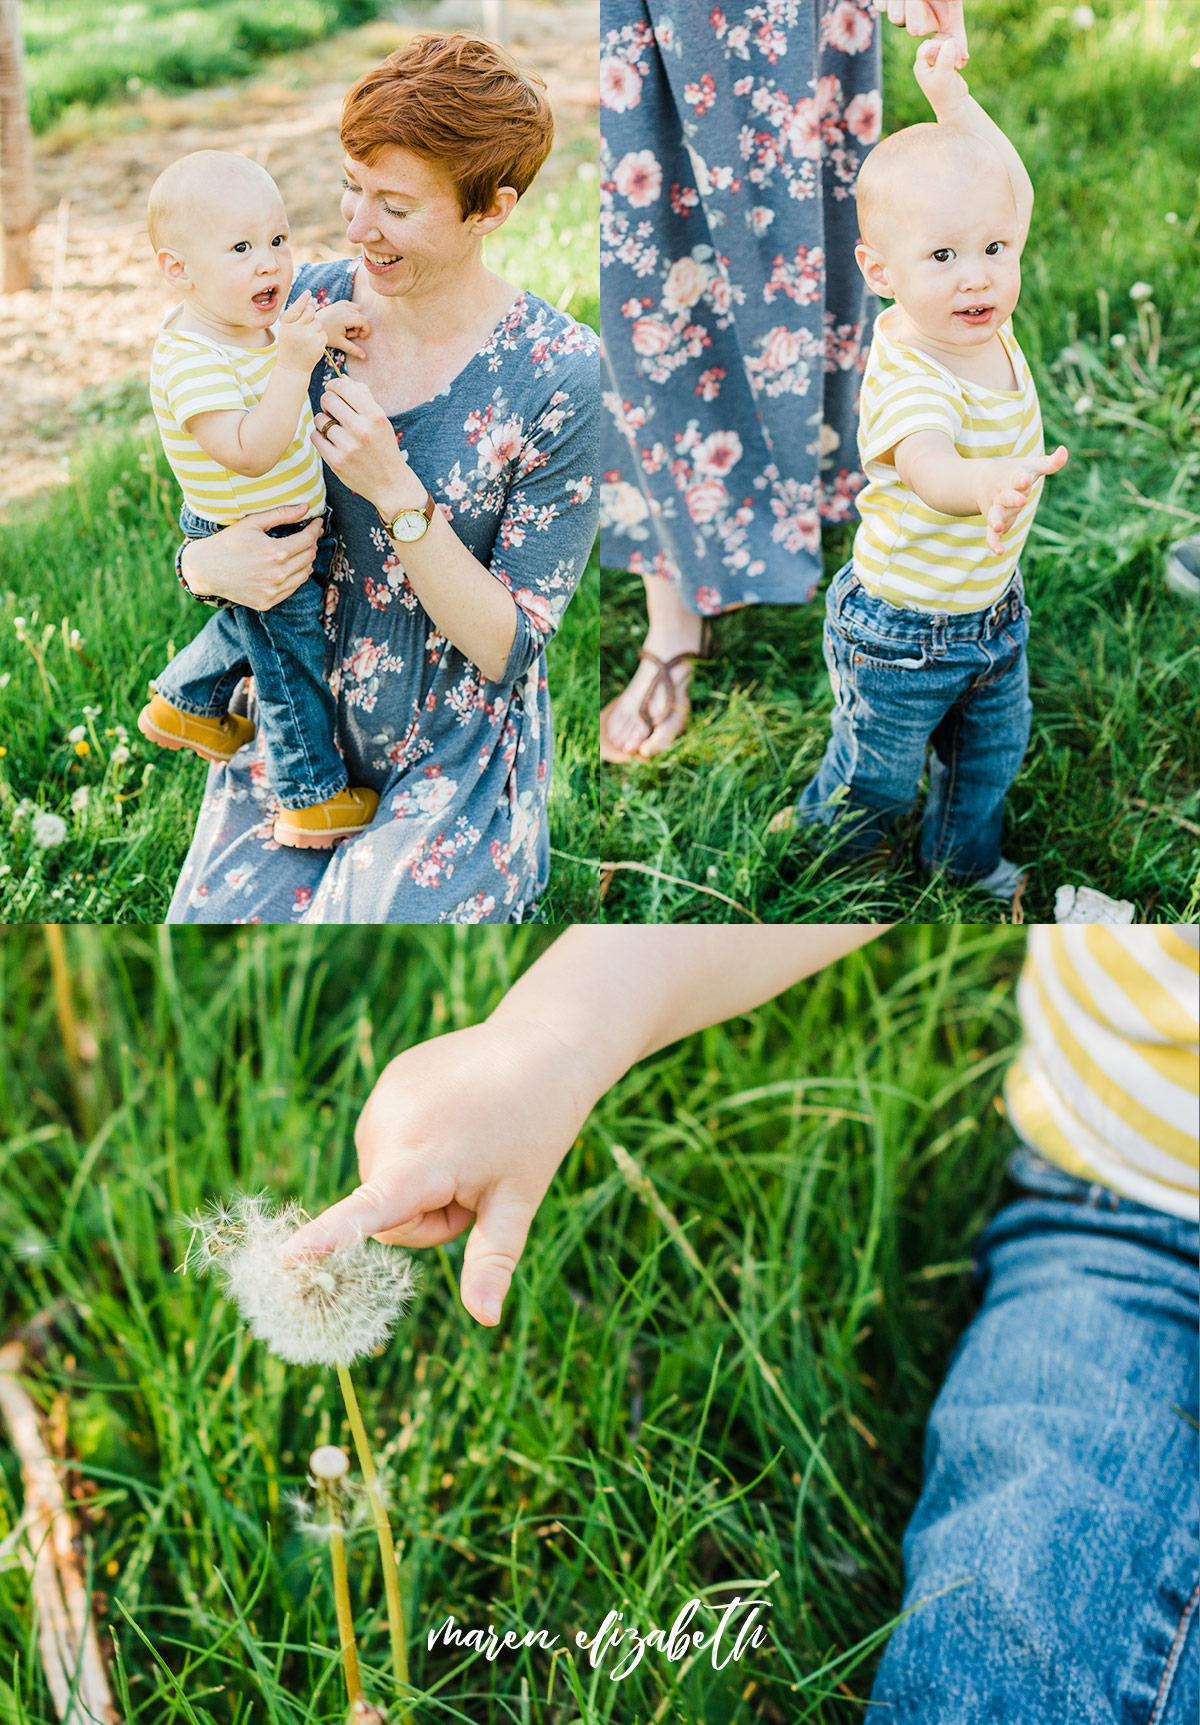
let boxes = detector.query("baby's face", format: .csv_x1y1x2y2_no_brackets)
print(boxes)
174,179,293,333
870,163,1021,352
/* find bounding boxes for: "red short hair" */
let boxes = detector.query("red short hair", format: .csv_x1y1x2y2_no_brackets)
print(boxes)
340,31,555,219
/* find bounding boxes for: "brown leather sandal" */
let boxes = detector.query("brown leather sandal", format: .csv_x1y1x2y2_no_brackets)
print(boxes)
599,628,712,764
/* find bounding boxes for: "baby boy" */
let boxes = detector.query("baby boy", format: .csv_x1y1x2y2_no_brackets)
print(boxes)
795,40,1068,898
138,149,378,849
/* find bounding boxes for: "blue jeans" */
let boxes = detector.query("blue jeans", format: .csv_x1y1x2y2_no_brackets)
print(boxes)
870,1145,1199,1723
797,563,1033,880
155,507,345,810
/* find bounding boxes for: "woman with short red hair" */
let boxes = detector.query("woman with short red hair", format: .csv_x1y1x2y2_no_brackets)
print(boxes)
166,32,600,925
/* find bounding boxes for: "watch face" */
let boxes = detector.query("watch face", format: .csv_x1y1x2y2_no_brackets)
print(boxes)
391,509,428,542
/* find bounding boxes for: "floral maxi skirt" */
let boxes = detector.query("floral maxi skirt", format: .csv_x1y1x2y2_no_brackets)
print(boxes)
599,0,882,614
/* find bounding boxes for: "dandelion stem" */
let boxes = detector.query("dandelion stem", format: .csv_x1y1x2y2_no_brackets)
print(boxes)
327,1510,362,1709
336,1363,410,1709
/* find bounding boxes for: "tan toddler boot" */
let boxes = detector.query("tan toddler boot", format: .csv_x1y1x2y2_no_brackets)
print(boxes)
273,786,379,850
137,692,256,764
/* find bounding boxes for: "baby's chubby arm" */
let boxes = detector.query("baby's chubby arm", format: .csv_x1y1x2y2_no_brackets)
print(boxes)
282,926,889,1326
916,38,1033,248
895,430,1069,554
186,290,328,479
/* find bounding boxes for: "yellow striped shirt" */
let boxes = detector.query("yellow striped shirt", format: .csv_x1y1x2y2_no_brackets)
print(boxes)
853,309,1044,613
149,304,325,525
1004,925,1199,1221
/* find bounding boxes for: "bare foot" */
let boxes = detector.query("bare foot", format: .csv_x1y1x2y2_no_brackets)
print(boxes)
601,578,707,762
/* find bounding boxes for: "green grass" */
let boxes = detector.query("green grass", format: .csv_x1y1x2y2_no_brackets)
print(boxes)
0,923,1028,1722
590,0,1200,924
21,0,390,133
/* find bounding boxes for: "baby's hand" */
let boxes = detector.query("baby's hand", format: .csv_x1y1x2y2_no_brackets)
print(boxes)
915,35,970,118
977,446,1069,556
876,0,969,66
317,297,371,363
275,290,328,374
280,1017,597,1326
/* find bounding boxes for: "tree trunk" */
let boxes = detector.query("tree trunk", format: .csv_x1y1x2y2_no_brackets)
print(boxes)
0,0,36,293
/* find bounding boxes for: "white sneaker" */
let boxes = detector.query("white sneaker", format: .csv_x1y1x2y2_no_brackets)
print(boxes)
1165,535,1200,601
1054,885,1135,924
971,856,1027,900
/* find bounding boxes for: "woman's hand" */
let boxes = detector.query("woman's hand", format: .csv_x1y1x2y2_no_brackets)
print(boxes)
875,0,969,66
179,502,322,610
282,1018,601,1326
312,375,426,518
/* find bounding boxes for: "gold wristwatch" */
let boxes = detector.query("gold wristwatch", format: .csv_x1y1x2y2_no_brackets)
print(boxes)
378,490,437,543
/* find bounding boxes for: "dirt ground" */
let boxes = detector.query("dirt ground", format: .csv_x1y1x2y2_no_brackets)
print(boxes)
0,0,597,518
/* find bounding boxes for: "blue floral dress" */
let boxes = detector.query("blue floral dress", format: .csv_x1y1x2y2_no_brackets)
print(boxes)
599,0,881,614
166,261,601,925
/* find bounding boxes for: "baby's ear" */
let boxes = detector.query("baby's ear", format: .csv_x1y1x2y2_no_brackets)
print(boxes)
854,240,891,299
156,247,189,289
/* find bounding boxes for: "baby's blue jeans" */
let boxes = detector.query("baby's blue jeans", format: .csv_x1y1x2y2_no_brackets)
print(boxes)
154,506,345,811
796,562,1033,880
870,1144,1199,1722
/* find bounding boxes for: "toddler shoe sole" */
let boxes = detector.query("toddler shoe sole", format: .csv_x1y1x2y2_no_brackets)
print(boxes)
136,707,248,765
273,821,371,850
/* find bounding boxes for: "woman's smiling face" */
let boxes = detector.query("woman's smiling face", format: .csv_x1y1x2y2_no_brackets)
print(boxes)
340,148,479,298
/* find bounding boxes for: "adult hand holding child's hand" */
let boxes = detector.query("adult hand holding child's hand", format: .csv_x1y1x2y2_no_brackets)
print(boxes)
978,446,1069,556
876,0,969,66
282,1018,602,1327
317,298,371,364
915,34,970,113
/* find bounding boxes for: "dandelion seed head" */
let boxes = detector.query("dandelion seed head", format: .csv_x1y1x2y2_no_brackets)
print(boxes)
184,1191,418,1367
310,1445,350,1481
31,811,68,849
284,1488,343,1543
1129,281,1153,302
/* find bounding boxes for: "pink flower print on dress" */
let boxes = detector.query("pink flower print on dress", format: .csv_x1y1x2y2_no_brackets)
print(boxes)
662,255,711,313
822,1,874,55
478,417,525,477
293,887,312,913
613,150,663,207
632,317,674,357
601,56,644,112
845,90,881,146
345,639,385,683
685,479,729,523
692,429,744,477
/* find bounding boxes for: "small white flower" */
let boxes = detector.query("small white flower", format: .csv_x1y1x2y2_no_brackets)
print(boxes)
67,725,87,743
115,725,129,743
1110,332,1127,348
1059,345,1082,365
1165,211,1179,225
12,617,26,635
1071,4,1096,26
31,811,68,848
1129,281,1153,301
70,787,89,814
1073,394,1094,415
183,1192,418,1367
0,864,10,878
111,744,131,764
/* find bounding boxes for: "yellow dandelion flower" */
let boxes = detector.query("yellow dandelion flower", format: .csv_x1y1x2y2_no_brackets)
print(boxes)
74,739,90,756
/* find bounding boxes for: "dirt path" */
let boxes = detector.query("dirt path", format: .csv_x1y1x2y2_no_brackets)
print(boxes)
0,1,597,518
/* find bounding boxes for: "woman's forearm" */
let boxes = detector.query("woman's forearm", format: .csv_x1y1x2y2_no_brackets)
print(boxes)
380,508,520,683
490,925,892,1105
